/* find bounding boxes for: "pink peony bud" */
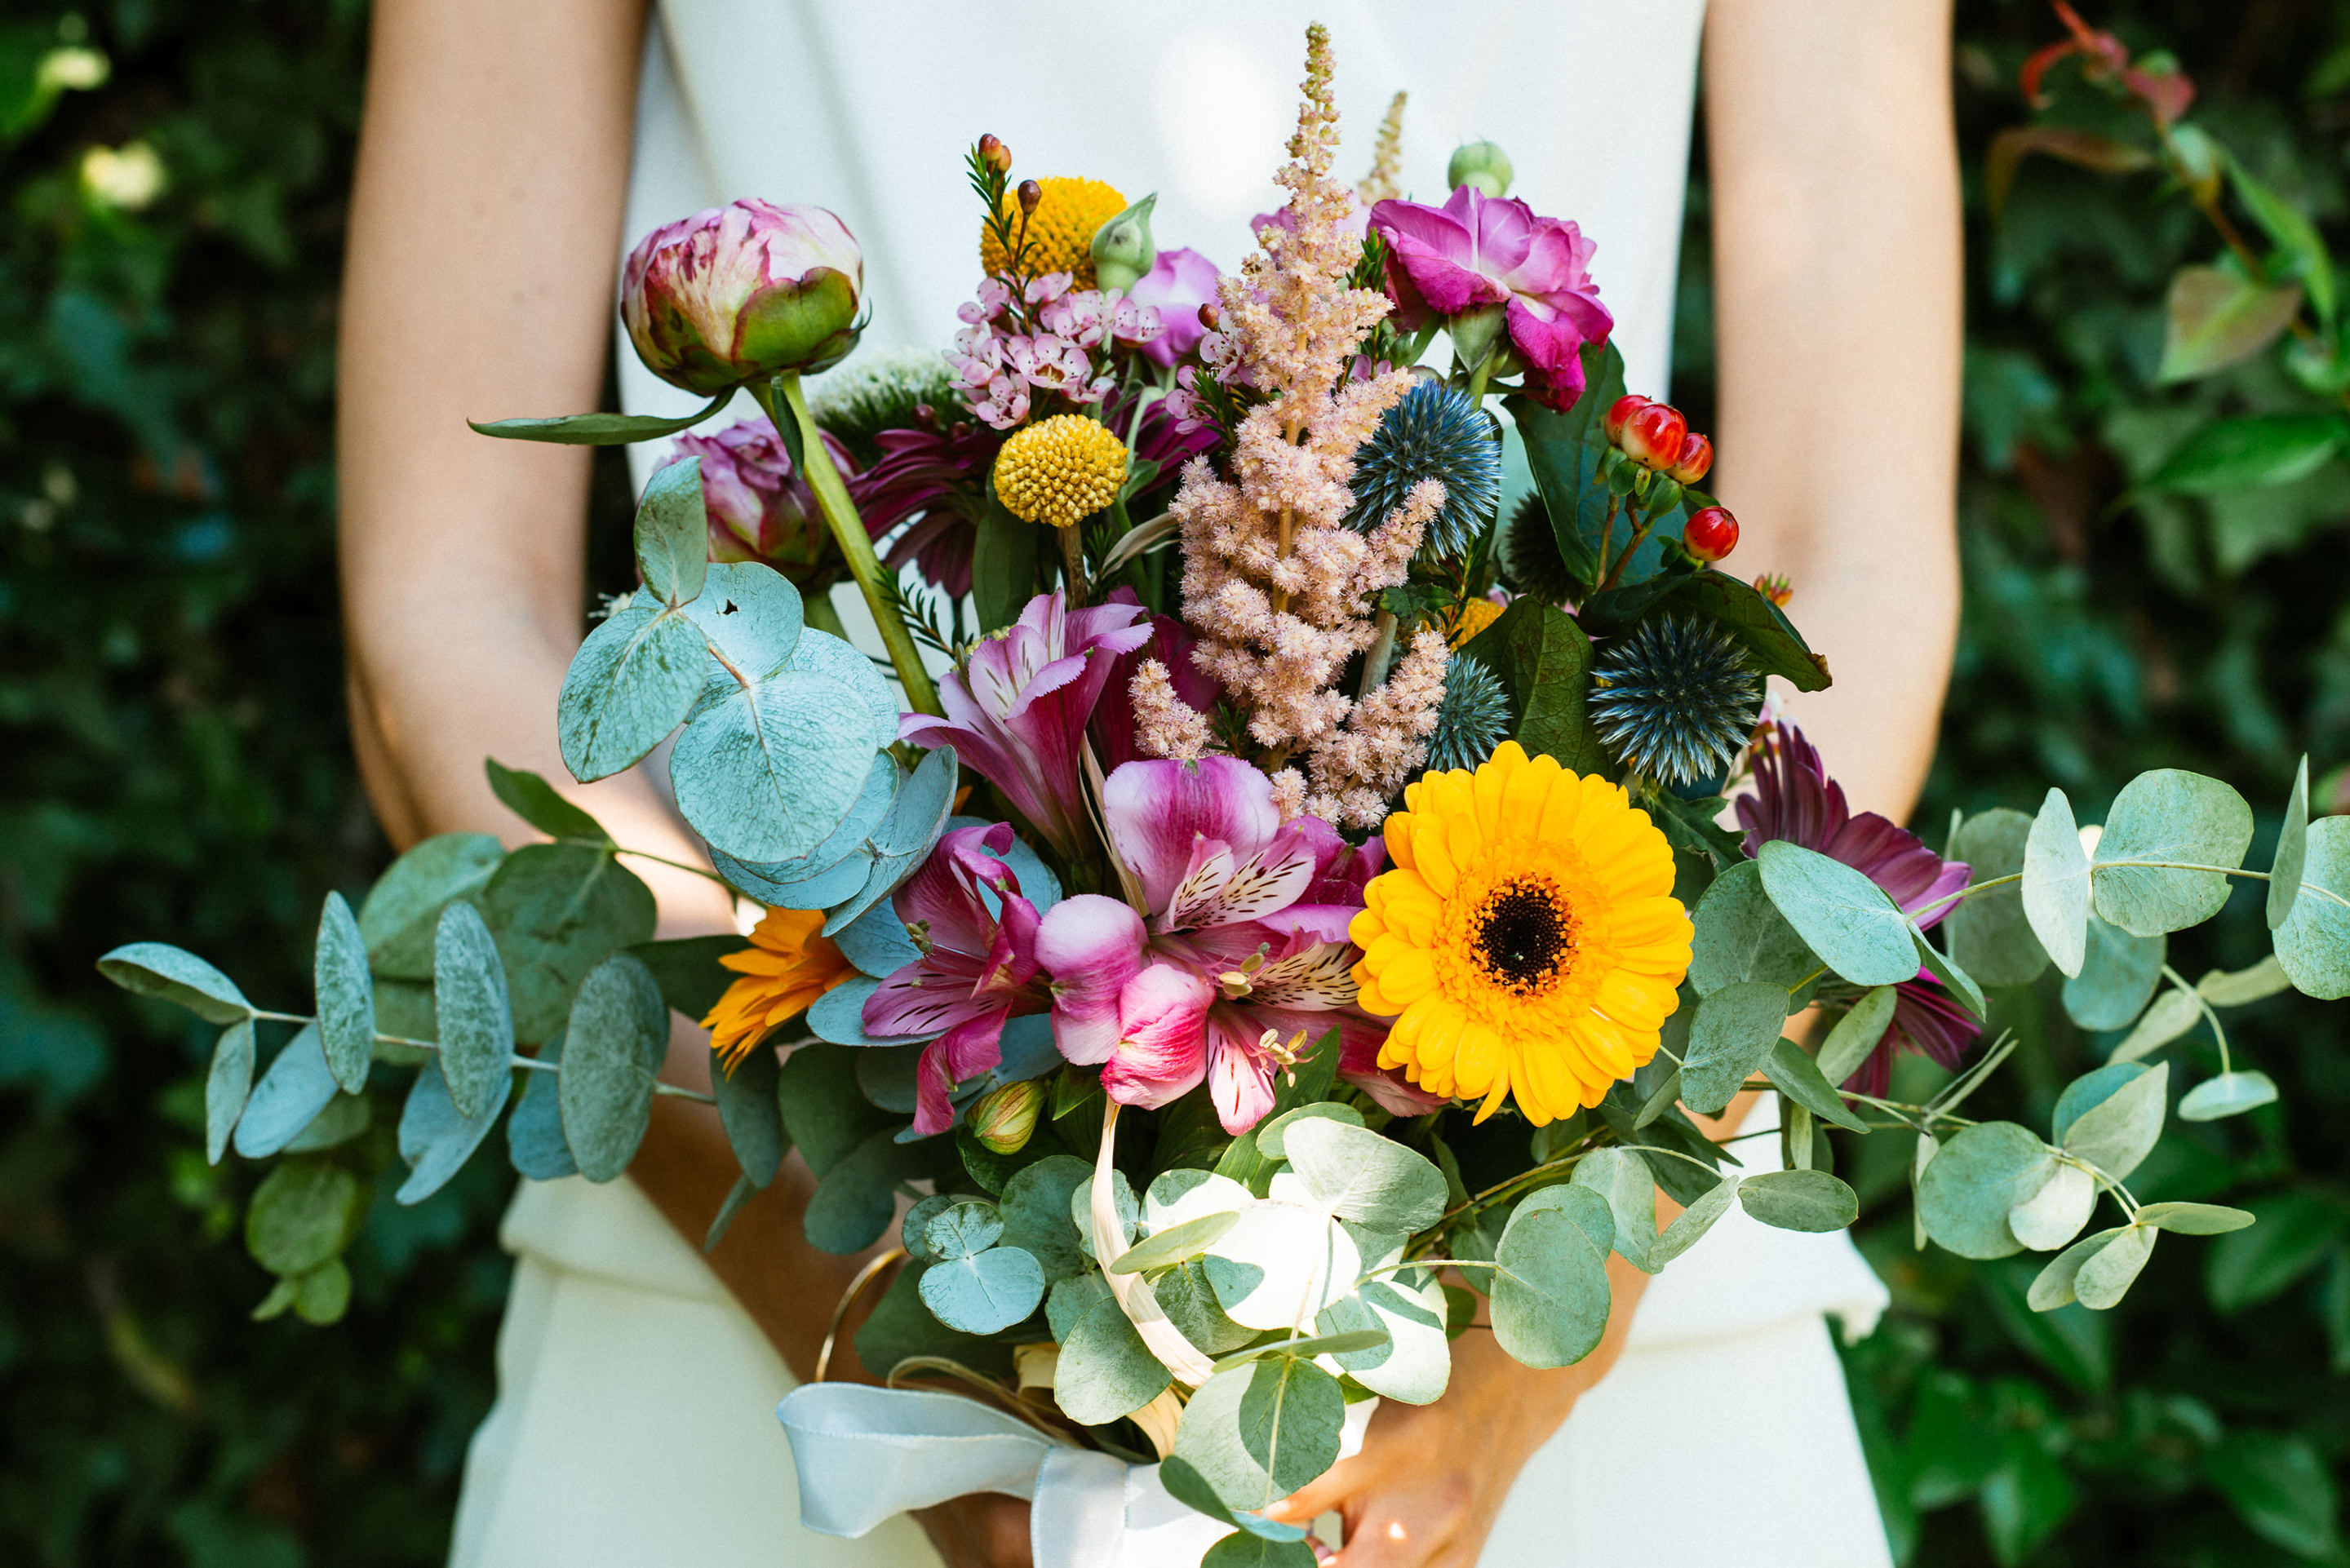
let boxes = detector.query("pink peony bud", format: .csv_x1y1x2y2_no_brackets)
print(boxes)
668,417,860,577
1620,401,1688,471
621,200,864,394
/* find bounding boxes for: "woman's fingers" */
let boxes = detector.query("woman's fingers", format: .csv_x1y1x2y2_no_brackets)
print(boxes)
1261,1456,1367,1526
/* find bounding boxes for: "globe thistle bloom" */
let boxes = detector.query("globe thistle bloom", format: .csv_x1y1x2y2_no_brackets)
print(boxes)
1587,614,1761,787
1501,492,1578,607
809,347,963,466
1427,656,1512,773
1346,379,1501,560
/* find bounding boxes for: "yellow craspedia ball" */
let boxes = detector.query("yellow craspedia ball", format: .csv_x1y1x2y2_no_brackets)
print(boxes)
982,177,1128,286
1443,596,1505,649
992,415,1129,531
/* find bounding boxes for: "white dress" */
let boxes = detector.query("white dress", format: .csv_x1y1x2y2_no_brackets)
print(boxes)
450,5,1898,1564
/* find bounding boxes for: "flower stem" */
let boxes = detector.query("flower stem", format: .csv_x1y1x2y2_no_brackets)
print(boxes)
1057,521,1089,607
803,590,849,639
756,374,942,717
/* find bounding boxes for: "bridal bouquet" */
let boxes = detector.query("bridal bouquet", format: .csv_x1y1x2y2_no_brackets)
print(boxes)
98,24,2349,1566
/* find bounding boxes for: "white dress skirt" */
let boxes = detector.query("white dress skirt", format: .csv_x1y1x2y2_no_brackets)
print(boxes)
448,5,1897,1562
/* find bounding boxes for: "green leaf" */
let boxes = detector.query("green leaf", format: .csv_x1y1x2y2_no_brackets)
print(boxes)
2270,756,2311,929
2225,153,2338,327
2199,955,2292,1009
2091,769,2254,936
1567,1146,1660,1271
1155,1456,1309,1544
1815,986,1898,1088
1656,1175,1739,1266
2027,1225,2130,1311
2208,1191,2349,1312
1109,1211,1239,1276
1214,1029,1341,1197
556,953,668,1182
1450,599,1606,773
1654,568,1832,692
1916,1122,2057,1259
1208,1328,1390,1375
1679,980,1790,1114
2208,1430,2343,1560
1502,375,1608,589
1912,929,1985,1019
2062,915,2164,1030
284,1094,370,1154
973,490,1043,635
396,1055,506,1203
233,1022,340,1158
1172,1355,1346,1513
1276,1118,1448,1233
1511,1181,1616,1259
683,560,806,684
626,934,745,1024
2276,816,2350,999
289,1259,353,1327
246,1159,365,1276
556,599,707,784
669,673,879,864
2074,1224,2154,1309
1316,1265,1450,1405
924,1199,1004,1260
2008,1164,2097,1253
95,941,251,1025
783,627,902,755
1000,1155,1093,1283
1202,1533,1318,1568
2135,1201,2255,1235
1945,808,2050,986
804,1128,923,1254
2141,412,2348,496
505,1035,576,1180
1054,1295,1173,1424
701,1172,756,1253
486,759,610,844
204,1020,254,1165
312,892,375,1096
1736,1169,1860,1232
1687,858,1820,996
467,390,732,445
1203,1202,1359,1331
2022,789,2091,977
633,457,708,608
1763,1039,1870,1134
1488,1205,1613,1367
778,1043,896,1177
432,901,515,1120
2157,265,2304,383
711,1039,785,1187
2178,1070,2280,1123
477,842,658,1043
1157,1259,1258,1355
2055,1061,2166,1180
1253,1104,1365,1161
1757,841,1920,986
2108,986,2201,1063
356,832,504,979
919,1245,1045,1334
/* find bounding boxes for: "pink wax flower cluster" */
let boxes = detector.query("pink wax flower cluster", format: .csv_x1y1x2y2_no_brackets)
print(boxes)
947,271,1164,430
669,418,874,578
1367,185,1612,411
623,199,865,394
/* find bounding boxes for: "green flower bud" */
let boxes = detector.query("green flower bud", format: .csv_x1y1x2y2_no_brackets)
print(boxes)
970,1079,1044,1155
1447,140,1515,199
1090,193,1159,295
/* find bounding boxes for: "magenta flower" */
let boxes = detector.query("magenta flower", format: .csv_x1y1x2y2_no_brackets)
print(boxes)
861,823,1050,1136
668,418,874,578
1091,611,1222,773
1127,247,1223,368
898,590,1153,859
622,200,864,393
1367,187,1612,412
858,419,1004,599
1031,757,1390,1133
1735,721,1981,1092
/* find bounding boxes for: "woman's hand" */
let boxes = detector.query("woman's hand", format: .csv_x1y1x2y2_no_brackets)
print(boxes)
1261,1252,1648,1566
913,1495,1033,1568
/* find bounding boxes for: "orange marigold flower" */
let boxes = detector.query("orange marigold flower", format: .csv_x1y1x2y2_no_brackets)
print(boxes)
701,907,857,1072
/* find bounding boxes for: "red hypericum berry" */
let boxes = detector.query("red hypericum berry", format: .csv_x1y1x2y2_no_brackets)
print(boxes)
1684,505,1739,564
1603,394,1650,445
1667,432,1713,484
1621,402,1689,471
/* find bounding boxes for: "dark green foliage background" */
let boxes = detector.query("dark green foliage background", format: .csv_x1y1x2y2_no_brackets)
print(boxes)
1,1,2343,1563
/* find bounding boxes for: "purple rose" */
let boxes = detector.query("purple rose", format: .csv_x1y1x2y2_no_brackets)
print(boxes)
1126,247,1224,368
1368,187,1612,411
621,199,864,394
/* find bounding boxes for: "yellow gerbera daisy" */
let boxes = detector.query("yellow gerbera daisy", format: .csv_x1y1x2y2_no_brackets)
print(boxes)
981,176,1128,286
1349,742,1692,1124
701,907,856,1072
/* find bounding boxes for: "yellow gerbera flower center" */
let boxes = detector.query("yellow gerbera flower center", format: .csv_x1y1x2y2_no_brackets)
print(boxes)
992,414,1129,530
981,176,1128,286
1347,741,1693,1125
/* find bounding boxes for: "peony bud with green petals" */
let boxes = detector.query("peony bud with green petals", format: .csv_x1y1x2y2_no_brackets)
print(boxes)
622,199,865,394
1090,193,1159,294
969,1079,1044,1154
1447,140,1514,198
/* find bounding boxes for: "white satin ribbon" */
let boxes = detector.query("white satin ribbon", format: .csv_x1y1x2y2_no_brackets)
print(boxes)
777,1384,1230,1568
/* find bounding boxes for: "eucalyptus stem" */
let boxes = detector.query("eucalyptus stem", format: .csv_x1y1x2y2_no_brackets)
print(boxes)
2163,962,2235,1074
753,373,942,717
246,1012,719,1103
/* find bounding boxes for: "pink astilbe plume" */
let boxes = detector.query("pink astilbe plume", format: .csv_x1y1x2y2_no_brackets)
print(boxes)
1139,24,1450,829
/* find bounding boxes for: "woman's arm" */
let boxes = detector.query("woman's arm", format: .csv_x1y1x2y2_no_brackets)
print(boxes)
1270,2,1960,1561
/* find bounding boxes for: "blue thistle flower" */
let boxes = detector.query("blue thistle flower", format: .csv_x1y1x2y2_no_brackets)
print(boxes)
1587,614,1761,787
1501,492,1578,606
1347,379,1501,559
1429,655,1514,773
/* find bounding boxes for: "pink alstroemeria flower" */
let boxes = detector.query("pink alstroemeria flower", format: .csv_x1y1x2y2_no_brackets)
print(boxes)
1126,247,1223,368
1367,186,1612,412
899,590,1153,859
862,822,1050,1136
1032,756,1428,1133
1735,721,1981,1094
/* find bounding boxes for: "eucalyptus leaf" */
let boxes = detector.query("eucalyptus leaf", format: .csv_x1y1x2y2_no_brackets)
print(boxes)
477,842,658,1043
1158,1260,1259,1355
1254,1104,1366,1162
1000,1155,1093,1283
2268,756,2312,929
702,1173,758,1254
1204,1201,1360,1331
204,1019,255,1165
1915,1122,2057,1260
1912,928,1984,1020
2057,1061,2167,1181
2022,788,2092,978
290,1258,353,1326
924,1199,1005,1261
1111,1211,1240,1276
1680,980,1790,1114
2074,1224,2155,1309
670,671,879,864
396,1054,505,1204
95,941,251,1025
484,759,610,844
556,599,706,784
804,1128,922,1254
312,891,375,1095
2008,1164,2096,1252
2275,816,2350,999
1736,1169,1860,1232
233,1022,339,1159
627,934,747,1024
1054,1295,1173,1424
1318,1267,1450,1405
245,1159,365,1277
432,901,514,1121
1655,1174,1739,1265
2027,1226,2131,1312
785,628,901,755
506,1035,576,1180
1155,1456,1309,1545
2136,1201,2255,1235
2197,955,2292,1009
1510,1182,1616,1259
556,954,668,1181
683,560,805,683
1687,858,1820,996
2062,915,2165,1031
1762,1039,1870,1134
711,1039,786,1187
1815,986,1899,1088
2091,770,2254,936
633,457,709,608
1946,807,2049,986
1757,841,1921,986
1567,1146,1659,1272
1488,1206,1612,1368
2109,986,2201,1064
1202,1532,1317,1568
920,1245,1046,1334
356,832,503,978
2178,1070,2281,1123
1172,1356,1346,1513
282,1093,369,1154
1276,1118,1448,1232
